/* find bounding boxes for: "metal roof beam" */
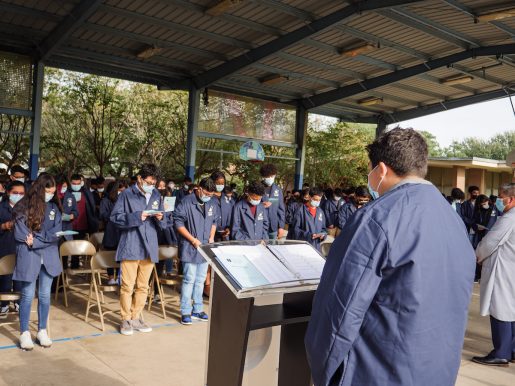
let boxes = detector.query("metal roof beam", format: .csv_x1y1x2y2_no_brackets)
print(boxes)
300,44,515,108
442,0,515,39
382,88,509,123
0,3,61,23
184,0,424,89
37,0,104,61
449,63,508,87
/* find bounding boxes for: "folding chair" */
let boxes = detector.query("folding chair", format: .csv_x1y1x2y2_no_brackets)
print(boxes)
55,240,97,307
320,235,335,257
0,254,50,334
147,246,181,319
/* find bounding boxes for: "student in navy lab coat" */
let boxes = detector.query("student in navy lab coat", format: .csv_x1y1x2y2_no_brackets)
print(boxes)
289,187,327,251
305,128,475,386
13,174,63,350
56,175,78,242
471,194,500,248
337,186,371,231
0,181,25,317
110,164,172,336
231,181,269,241
174,177,218,326
285,190,301,229
323,188,344,237
210,171,234,242
100,179,128,285
259,163,285,240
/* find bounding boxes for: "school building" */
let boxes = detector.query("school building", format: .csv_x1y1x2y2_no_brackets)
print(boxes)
426,157,513,197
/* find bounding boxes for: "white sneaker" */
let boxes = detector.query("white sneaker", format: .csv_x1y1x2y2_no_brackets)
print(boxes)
36,329,52,348
107,278,117,286
0,305,9,319
19,331,34,351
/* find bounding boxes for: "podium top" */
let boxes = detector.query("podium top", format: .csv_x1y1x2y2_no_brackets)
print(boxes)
198,240,326,299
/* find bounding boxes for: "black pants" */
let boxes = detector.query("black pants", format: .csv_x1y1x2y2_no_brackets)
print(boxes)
490,316,515,360
62,231,88,269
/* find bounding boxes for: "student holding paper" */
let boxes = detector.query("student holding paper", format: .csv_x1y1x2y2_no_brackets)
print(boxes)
289,187,327,251
110,164,171,336
471,194,500,248
231,181,269,241
211,171,234,242
13,174,62,350
0,180,25,317
174,177,218,325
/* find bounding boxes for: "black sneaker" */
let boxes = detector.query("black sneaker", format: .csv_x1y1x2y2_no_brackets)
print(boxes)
191,312,209,322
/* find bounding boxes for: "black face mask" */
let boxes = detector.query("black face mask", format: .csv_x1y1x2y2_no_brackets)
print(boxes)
471,194,479,200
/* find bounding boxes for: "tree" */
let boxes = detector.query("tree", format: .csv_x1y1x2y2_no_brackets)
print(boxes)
418,130,444,157
444,131,515,160
0,114,31,172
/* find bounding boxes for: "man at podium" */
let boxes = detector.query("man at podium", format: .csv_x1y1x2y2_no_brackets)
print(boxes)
305,128,475,386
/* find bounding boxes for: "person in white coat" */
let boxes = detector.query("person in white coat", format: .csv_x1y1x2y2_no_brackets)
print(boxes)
472,182,515,367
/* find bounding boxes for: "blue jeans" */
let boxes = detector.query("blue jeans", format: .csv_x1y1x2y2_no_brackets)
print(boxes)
19,264,53,333
180,262,208,315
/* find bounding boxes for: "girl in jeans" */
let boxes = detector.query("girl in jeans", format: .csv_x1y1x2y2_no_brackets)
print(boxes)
13,174,62,350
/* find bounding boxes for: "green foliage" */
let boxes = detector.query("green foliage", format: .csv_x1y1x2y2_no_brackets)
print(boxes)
418,130,444,157
444,131,515,160
305,122,375,188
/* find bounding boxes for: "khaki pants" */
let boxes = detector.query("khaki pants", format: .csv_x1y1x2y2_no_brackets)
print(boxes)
120,259,154,321
327,227,337,237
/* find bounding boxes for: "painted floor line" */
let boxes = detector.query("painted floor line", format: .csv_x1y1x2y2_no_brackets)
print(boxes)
0,320,197,351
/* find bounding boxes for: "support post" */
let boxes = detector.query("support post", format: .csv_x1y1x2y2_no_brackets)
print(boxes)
294,105,308,190
185,85,200,180
375,117,387,138
29,61,44,181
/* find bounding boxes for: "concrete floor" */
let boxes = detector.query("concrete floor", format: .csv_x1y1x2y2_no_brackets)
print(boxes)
0,280,513,386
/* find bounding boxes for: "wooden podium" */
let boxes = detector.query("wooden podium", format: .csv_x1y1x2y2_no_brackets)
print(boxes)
199,241,323,386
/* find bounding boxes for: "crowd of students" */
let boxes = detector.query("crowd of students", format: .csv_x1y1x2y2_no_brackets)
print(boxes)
0,159,503,351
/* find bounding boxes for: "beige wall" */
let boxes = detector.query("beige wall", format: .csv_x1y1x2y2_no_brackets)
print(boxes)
427,167,511,196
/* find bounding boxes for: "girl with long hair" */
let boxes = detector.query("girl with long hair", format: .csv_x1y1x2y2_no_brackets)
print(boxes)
13,173,62,350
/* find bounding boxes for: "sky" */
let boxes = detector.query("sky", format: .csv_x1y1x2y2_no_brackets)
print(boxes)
393,96,515,147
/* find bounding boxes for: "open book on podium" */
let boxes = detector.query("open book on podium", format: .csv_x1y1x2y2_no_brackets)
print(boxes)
198,240,326,299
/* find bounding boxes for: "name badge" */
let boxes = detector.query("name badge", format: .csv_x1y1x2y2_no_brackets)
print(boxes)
67,198,73,207
152,200,159,210
318,213,323,222
49,209,56,221
257,212,264,221
273,189,279,197
208,206,213,217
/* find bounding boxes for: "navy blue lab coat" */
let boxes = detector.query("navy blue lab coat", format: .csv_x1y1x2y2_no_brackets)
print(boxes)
472,207,501,248
61,190,78,240
289,204,327,251
214,193,234,233
13,202,63,282
262,183,285,233
337,202,358,230
305,182,475,386
285,200,301,226
460,200,475,231
230,200,269,241
0,200,16,258
110,184,172,263
173,187,190,206
323,198,345,228
99,197,121,250
173,193,218,264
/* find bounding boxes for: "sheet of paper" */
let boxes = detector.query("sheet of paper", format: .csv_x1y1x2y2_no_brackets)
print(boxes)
268,244,325,281
163,196,176,212
56,230,79,237
212,247,269,289
214,245,298,288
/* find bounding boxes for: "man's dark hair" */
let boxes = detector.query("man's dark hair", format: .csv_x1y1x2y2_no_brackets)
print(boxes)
138,163,159,179
366,127,428,178
210,171,226,182
97,176,105,184
10,165,26,175
247,181,265,196
6,180,25,192
198,177,216,192
70,174,81,182
334,188,343,196
355,186,371,198
223,186,233,194
259,163,278,177
468,186,479,194
309,187,323,197
451,188,465,200
130,175,138,182
184,176,193,183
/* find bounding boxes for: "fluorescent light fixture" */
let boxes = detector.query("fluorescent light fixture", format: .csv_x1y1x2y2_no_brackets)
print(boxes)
259,74,288,85
340,43,376,58
477,8,515,22
136,45,163,59
206,0,244,16
440,76,473,86
357,96,383,106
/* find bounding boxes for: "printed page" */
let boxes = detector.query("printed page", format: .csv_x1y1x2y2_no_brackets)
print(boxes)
214,245,298,287
267,244,326,281
212,248,270,289
163,196,176,212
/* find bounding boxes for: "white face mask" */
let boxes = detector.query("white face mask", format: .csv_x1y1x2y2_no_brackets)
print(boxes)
263,176,275,186
71,184,81,192
249,198,261,206
15,177,25,183
45,192,54,202
216,184,225,193
60,186,67,194
482,203,490,210
97,188,104,193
